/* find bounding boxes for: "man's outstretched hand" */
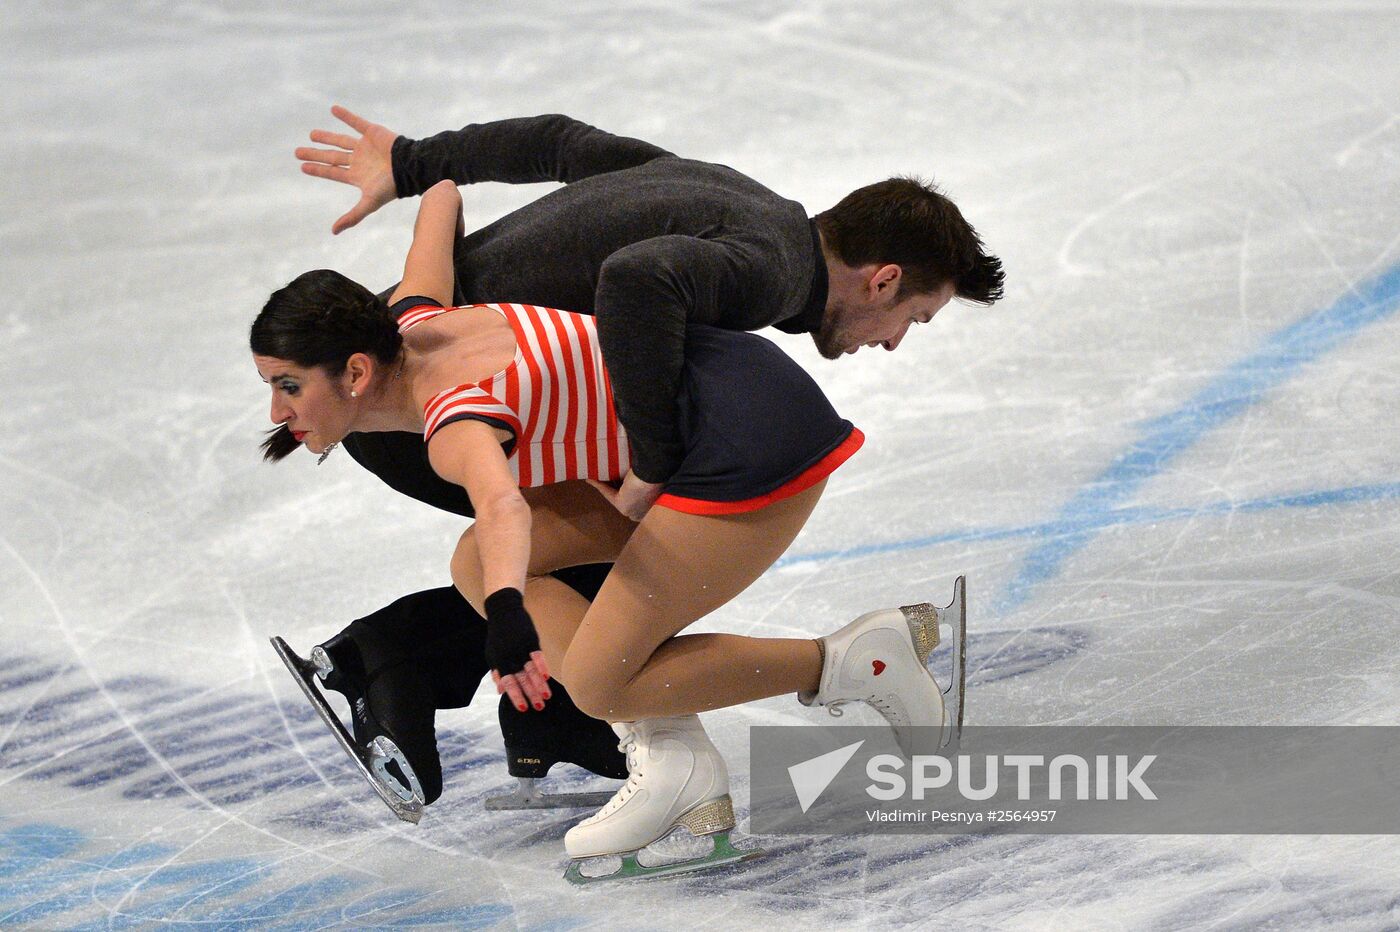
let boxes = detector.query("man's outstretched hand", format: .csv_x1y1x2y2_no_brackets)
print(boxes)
295,105,400,235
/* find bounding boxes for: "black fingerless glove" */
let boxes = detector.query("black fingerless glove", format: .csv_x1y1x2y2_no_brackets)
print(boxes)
483,588,540,677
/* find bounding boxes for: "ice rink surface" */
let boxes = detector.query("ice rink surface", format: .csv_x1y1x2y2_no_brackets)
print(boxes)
3,0,1400,927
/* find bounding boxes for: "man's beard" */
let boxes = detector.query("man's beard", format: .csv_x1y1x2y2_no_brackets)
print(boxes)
811,304,849,360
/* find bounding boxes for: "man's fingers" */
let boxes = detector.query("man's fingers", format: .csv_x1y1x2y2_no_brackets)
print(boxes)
308,130,357,150
615,493,647,522
331,204,368,235
301,162,352,183
296,146,351,167
585,479,618,505
331,104,371,133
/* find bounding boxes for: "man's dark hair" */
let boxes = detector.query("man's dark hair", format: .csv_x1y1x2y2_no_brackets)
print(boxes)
815,177,1004,305
250,269,401,462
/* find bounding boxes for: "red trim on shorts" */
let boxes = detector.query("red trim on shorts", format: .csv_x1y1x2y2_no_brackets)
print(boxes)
656,427,865,516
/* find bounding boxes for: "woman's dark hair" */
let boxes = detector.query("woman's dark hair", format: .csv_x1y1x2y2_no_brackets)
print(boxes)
250,269,401,461
815,176,1004,305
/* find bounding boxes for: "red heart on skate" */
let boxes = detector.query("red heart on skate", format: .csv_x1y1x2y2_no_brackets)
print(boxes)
872,660,887,676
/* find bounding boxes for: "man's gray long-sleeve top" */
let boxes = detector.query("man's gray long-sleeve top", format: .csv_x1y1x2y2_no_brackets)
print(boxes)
389,114,828,484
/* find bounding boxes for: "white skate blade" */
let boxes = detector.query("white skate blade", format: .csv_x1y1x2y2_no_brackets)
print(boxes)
563,831,763,885
939,575,967,752
897,574,966,753
270,636,424,824
484,777,618,811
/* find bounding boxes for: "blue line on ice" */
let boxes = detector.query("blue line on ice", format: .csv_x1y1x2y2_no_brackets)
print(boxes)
782,263,1400,613
1000,263,1400,611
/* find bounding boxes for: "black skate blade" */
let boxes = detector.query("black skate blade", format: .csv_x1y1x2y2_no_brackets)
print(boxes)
564,832,763,885
270,636,423,824
484,778,617,811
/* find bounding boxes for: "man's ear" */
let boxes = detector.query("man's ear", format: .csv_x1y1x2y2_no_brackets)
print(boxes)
868,263,903,298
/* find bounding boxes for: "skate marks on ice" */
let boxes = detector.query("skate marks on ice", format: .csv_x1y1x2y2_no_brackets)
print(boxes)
954,626,1088,690
0,652,534,926
671,830,1400,928
0,649,689,845
997,262,1400,615
0,641,1121,924
0,821,513,929
0,651,517,835
0,594,1380,925
776,262,1400,626
780,476,1400,625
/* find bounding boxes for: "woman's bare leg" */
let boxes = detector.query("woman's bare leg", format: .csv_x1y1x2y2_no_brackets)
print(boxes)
561,480,827,721
451,481,635,677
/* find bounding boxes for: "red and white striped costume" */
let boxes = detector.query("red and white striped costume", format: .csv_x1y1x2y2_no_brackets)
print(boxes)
397,302,630,488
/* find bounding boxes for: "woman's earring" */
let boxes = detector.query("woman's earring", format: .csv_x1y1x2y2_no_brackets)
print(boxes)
350,390,358,398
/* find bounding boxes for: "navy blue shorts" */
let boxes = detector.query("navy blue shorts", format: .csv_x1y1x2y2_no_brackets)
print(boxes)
658,325,863,515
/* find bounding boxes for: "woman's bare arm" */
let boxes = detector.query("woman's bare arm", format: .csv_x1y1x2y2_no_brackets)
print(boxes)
428,419,550,711
389,180,461,308
430,418,529,596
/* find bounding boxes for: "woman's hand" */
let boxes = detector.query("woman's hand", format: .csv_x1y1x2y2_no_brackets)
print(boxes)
491,652,553,713
296,105,400,235
483,588,552,712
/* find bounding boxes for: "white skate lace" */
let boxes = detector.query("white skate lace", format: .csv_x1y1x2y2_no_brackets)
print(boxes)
587,733,643,822
826,696,901,724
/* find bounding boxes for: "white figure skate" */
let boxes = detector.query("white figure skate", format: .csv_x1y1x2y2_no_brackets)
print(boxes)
800,576,966,756
563,716,762,883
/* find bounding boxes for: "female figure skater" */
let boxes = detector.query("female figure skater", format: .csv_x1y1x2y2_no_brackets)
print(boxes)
252,180,960,881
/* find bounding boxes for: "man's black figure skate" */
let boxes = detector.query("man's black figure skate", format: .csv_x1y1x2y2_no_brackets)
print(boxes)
271,634,430,823
485,687,628,810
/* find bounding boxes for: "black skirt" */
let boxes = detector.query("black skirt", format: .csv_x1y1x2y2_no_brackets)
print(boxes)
657,325,862,515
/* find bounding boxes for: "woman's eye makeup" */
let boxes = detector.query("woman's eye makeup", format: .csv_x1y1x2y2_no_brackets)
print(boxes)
278,381,299,395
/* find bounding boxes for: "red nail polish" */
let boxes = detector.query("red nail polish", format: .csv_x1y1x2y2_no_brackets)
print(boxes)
517,704,527,712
